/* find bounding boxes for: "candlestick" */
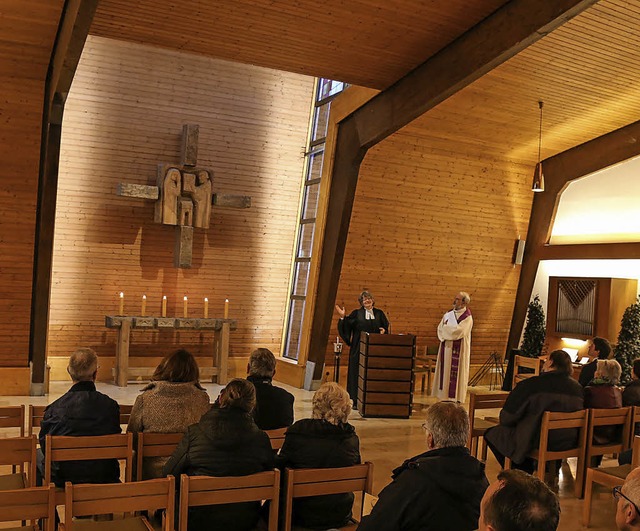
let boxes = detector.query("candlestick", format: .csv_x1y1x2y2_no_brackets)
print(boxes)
162,295,167,317
224,298,229,319
119,292,124,315
204,297,209,319
141,295,146,316
183,296,188,318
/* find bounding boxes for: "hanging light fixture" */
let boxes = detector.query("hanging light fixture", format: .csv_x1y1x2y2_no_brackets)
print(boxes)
532,100,545,192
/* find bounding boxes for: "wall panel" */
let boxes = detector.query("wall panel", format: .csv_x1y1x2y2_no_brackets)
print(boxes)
49,36,313,378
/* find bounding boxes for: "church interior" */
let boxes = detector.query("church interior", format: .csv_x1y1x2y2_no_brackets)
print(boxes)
3,0,640,529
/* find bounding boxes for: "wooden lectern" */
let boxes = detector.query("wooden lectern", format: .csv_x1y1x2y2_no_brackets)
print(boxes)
358,333,416,418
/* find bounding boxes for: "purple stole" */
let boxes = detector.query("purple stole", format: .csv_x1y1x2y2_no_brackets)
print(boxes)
438,308,472,398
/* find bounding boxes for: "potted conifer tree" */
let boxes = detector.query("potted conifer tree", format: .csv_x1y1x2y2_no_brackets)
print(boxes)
520,294,546,358
615,297,640,385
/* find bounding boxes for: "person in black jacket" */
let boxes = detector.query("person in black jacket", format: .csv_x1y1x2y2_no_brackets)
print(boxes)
38,348,121,487
163,378,274,531
246,347,294,430
277,382,360,530
358,401,488,531
335,290,389,408
484,350,584,473
579,336,612,386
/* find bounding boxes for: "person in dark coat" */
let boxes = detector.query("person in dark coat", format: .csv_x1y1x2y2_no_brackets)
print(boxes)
246,347,294,430
358,401,489,531
335,290,389,408
579,336,612,387
484,350,584,473
39,348,121,487
277,382,360,530
163,378,275,531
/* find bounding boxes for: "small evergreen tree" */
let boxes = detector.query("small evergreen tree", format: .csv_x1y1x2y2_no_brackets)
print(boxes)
615,297,640,385
520,295,546,358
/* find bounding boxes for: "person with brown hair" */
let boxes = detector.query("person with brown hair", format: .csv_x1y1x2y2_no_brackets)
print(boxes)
164,378,274,531
127,349,211,479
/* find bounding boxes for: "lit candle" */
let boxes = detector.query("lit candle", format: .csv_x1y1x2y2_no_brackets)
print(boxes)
119,292,124,315
162,295,167,317
224,298,229,319
204,297,209,319
141,294,146,316
183,296,188,318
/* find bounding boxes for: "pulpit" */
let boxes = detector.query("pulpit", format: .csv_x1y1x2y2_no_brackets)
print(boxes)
358,333,415,418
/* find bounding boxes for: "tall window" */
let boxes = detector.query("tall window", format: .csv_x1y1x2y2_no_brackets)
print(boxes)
283,79,346,360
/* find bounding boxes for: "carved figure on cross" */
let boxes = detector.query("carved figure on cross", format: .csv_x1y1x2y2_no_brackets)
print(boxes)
117,124,251,268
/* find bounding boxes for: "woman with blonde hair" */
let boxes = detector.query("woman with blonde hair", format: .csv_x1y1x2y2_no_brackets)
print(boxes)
277,382,360,529
585,359,623,451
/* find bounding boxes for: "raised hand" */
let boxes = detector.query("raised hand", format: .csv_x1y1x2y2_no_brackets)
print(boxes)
335,304,346,319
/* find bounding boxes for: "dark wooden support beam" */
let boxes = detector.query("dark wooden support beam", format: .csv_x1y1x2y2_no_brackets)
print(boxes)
307,0,601,379
30,0,99,394
506,118,640,357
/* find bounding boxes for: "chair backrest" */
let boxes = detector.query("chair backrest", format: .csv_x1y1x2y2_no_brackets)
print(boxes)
44,432,134,485
0,484,56,531
0,435,38,487
0,405,25,436
136,432,184,480
630,405,640,447
119,404,133,426
266,427,287,451
283,462,373,531
64,476,175,531
538,409,589,453
467,390,508,444
632,435,640,467
512,355,541,388
587,407,632,455
27,405,47,436
178,470,280,531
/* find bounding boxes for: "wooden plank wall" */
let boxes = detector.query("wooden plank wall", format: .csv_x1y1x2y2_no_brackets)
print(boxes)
0,0,65,367
331,117,533,367
48,35,314,379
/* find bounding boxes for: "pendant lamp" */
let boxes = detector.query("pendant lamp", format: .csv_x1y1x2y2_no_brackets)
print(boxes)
532,101,545,192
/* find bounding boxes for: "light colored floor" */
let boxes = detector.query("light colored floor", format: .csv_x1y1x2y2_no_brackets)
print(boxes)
0,380,621,530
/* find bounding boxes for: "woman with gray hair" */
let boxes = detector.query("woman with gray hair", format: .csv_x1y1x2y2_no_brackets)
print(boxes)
276,382,360,529
335,290,389,408
585,359,623,457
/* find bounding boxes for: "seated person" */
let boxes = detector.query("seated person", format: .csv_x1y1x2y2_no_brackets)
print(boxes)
163,378,274,531
39,348,121,487
277,382,360,530
623,358,640,408
579,336,612,386
585,359,623,455
358,401,488,531
246,347,294,430
127,349,211,479
478,469,560,531
484,350,584,474
615,466,640,530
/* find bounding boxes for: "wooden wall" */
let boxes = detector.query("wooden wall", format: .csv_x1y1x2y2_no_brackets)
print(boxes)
48,35,314,379
0,1,64,370
331,116,533,367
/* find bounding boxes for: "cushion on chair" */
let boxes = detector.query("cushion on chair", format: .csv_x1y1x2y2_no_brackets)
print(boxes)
0,473,26,491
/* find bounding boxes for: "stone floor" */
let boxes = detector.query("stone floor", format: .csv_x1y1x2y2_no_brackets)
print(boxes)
0,380,622,530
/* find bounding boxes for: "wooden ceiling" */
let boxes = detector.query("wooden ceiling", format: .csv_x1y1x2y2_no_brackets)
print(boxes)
89,0,508,90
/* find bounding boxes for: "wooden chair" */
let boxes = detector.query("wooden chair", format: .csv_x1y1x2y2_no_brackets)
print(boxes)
283,462,373,531
467,390,508,460
64,476,175,531
583,435,640,526
136,432,183,481
578,407,633,498
505,409,588,497
178,470,280,531
266,427,287,451
119,405,133,427
0,483,56,531
0,405,25,436
0,436,38,490
630,405,640,448
27,405,46,437
511,355,541,388
413,346,438,395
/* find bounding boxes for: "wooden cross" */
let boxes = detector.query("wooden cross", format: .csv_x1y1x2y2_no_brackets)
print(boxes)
117,124,251,268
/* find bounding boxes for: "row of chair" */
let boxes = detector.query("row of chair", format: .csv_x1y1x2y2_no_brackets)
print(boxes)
0,464,373,531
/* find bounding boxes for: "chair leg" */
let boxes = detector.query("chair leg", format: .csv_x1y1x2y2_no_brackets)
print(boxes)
504,457,512,470
582,468,594,526
536,456,545,482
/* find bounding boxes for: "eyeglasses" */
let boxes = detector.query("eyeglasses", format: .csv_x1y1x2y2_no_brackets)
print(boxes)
613,485,640,515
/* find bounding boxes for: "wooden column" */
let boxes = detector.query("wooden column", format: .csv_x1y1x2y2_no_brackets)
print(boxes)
115,320,131,387
216,322,231,385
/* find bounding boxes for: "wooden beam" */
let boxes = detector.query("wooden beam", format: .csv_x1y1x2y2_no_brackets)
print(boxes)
306,0,601,379
30,0,99,394
506,118,640,357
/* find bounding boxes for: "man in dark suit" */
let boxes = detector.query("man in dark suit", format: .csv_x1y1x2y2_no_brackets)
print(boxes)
246,348,294,430
579,336,612,386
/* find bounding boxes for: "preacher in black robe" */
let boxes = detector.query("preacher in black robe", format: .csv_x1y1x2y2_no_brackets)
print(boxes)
336,291,389,409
